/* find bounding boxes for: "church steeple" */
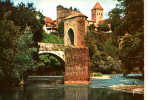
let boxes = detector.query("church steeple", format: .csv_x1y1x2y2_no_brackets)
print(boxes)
91,2,104,24
92,2,103,10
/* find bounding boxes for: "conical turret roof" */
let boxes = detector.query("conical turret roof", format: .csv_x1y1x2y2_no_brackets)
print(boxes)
92,2,103,10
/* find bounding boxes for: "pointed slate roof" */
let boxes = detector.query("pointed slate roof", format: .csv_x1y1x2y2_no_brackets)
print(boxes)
92,2,103,10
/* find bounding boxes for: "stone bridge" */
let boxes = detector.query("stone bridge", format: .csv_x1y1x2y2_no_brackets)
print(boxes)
38,12,90,85
38,42,65,61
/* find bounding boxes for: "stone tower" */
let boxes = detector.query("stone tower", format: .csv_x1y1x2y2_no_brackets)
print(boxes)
64,13,90,85
64,13,87,47
91,2,104,24
57,5,81,26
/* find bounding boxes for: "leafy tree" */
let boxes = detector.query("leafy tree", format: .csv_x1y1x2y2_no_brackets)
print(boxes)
58,22,64,36
41,32,64,44
0,1,44,86
108,0,144,74
31,54,65,76
88,24,95,32
39,55,62,67
69,6,72,10
108,8,124,35
0,19,19,82
74,8,78,11
85,32,121,73
98,23,109,32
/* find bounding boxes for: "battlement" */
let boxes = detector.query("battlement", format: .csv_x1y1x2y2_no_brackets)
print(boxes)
57,5,81,25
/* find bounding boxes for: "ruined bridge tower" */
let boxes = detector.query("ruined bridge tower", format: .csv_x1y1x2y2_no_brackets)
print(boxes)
64,13,90,84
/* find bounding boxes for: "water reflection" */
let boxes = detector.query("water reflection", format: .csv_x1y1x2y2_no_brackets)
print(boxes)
0,74,144,100
0,88,23,100
64,86,88,100
89,88,143,100
0,85,144,100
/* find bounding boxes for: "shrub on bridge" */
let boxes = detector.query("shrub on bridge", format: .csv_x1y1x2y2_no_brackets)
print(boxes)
41,32,64,44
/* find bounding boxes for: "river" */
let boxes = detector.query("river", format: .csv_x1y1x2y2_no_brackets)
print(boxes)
0,74,144,100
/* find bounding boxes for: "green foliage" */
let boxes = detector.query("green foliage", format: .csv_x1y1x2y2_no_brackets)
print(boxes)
88,24,95,32
49,56,61,66
108,0,144,74
0,19,19,80
0,1,43,85
39,55,51,65
37,54,63,75
41,32,64,44
119,33,144,73
108,8,123,34
103,38,119,58
91,72,103,77
58,22,64,36
13,30,37,78
98,23,110,32
39,54,61,67
85,32,121,73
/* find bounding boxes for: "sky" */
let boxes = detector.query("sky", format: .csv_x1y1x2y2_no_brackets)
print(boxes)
12,0,118,20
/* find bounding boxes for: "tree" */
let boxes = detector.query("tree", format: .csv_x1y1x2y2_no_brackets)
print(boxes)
98,23,110,32
0,1,44,86
88,24,95,32
85,32,121,73
108,0,144,74
108,8,124,35
13,27,37,79
41,32,64,44
58,22,64,36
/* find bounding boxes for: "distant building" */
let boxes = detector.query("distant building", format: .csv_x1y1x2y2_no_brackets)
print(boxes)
87,20,95,25
57,5,81,26
56,2,111,33
91,2,104,26
43,17,57,34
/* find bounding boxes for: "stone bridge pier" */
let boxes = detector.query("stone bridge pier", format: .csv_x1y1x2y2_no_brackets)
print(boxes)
64,13,90,84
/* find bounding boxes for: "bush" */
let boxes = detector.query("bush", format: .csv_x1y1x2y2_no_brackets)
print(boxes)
41,32,64,44
58,22,64,36
91,72,103,77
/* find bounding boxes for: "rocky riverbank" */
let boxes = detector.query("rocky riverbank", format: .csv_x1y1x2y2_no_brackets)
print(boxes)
91,75,111,79
109,84,144,94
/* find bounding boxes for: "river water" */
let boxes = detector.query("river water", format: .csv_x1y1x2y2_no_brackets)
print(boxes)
0,74,144,100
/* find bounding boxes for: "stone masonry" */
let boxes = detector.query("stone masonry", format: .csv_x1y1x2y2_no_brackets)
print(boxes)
64,13,90,84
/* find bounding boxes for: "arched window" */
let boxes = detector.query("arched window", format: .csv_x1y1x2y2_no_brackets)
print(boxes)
68,28,74,45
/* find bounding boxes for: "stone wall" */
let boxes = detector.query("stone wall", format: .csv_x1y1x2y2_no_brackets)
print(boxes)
38,42,64,51
64,16,87,47
57,6,81,25
64,47,90,84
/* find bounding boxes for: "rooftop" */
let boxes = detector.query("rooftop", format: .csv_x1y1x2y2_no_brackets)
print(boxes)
92,2,103,10
64,12,87,20
44,17,53,23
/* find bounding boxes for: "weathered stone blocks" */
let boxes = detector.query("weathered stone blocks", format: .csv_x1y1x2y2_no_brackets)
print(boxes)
64,47,90,84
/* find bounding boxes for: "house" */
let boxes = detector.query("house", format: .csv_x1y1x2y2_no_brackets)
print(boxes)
43,17,57,34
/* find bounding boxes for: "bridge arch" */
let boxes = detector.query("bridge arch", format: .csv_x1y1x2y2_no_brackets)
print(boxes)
25,52,65,76
39,51,65,64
